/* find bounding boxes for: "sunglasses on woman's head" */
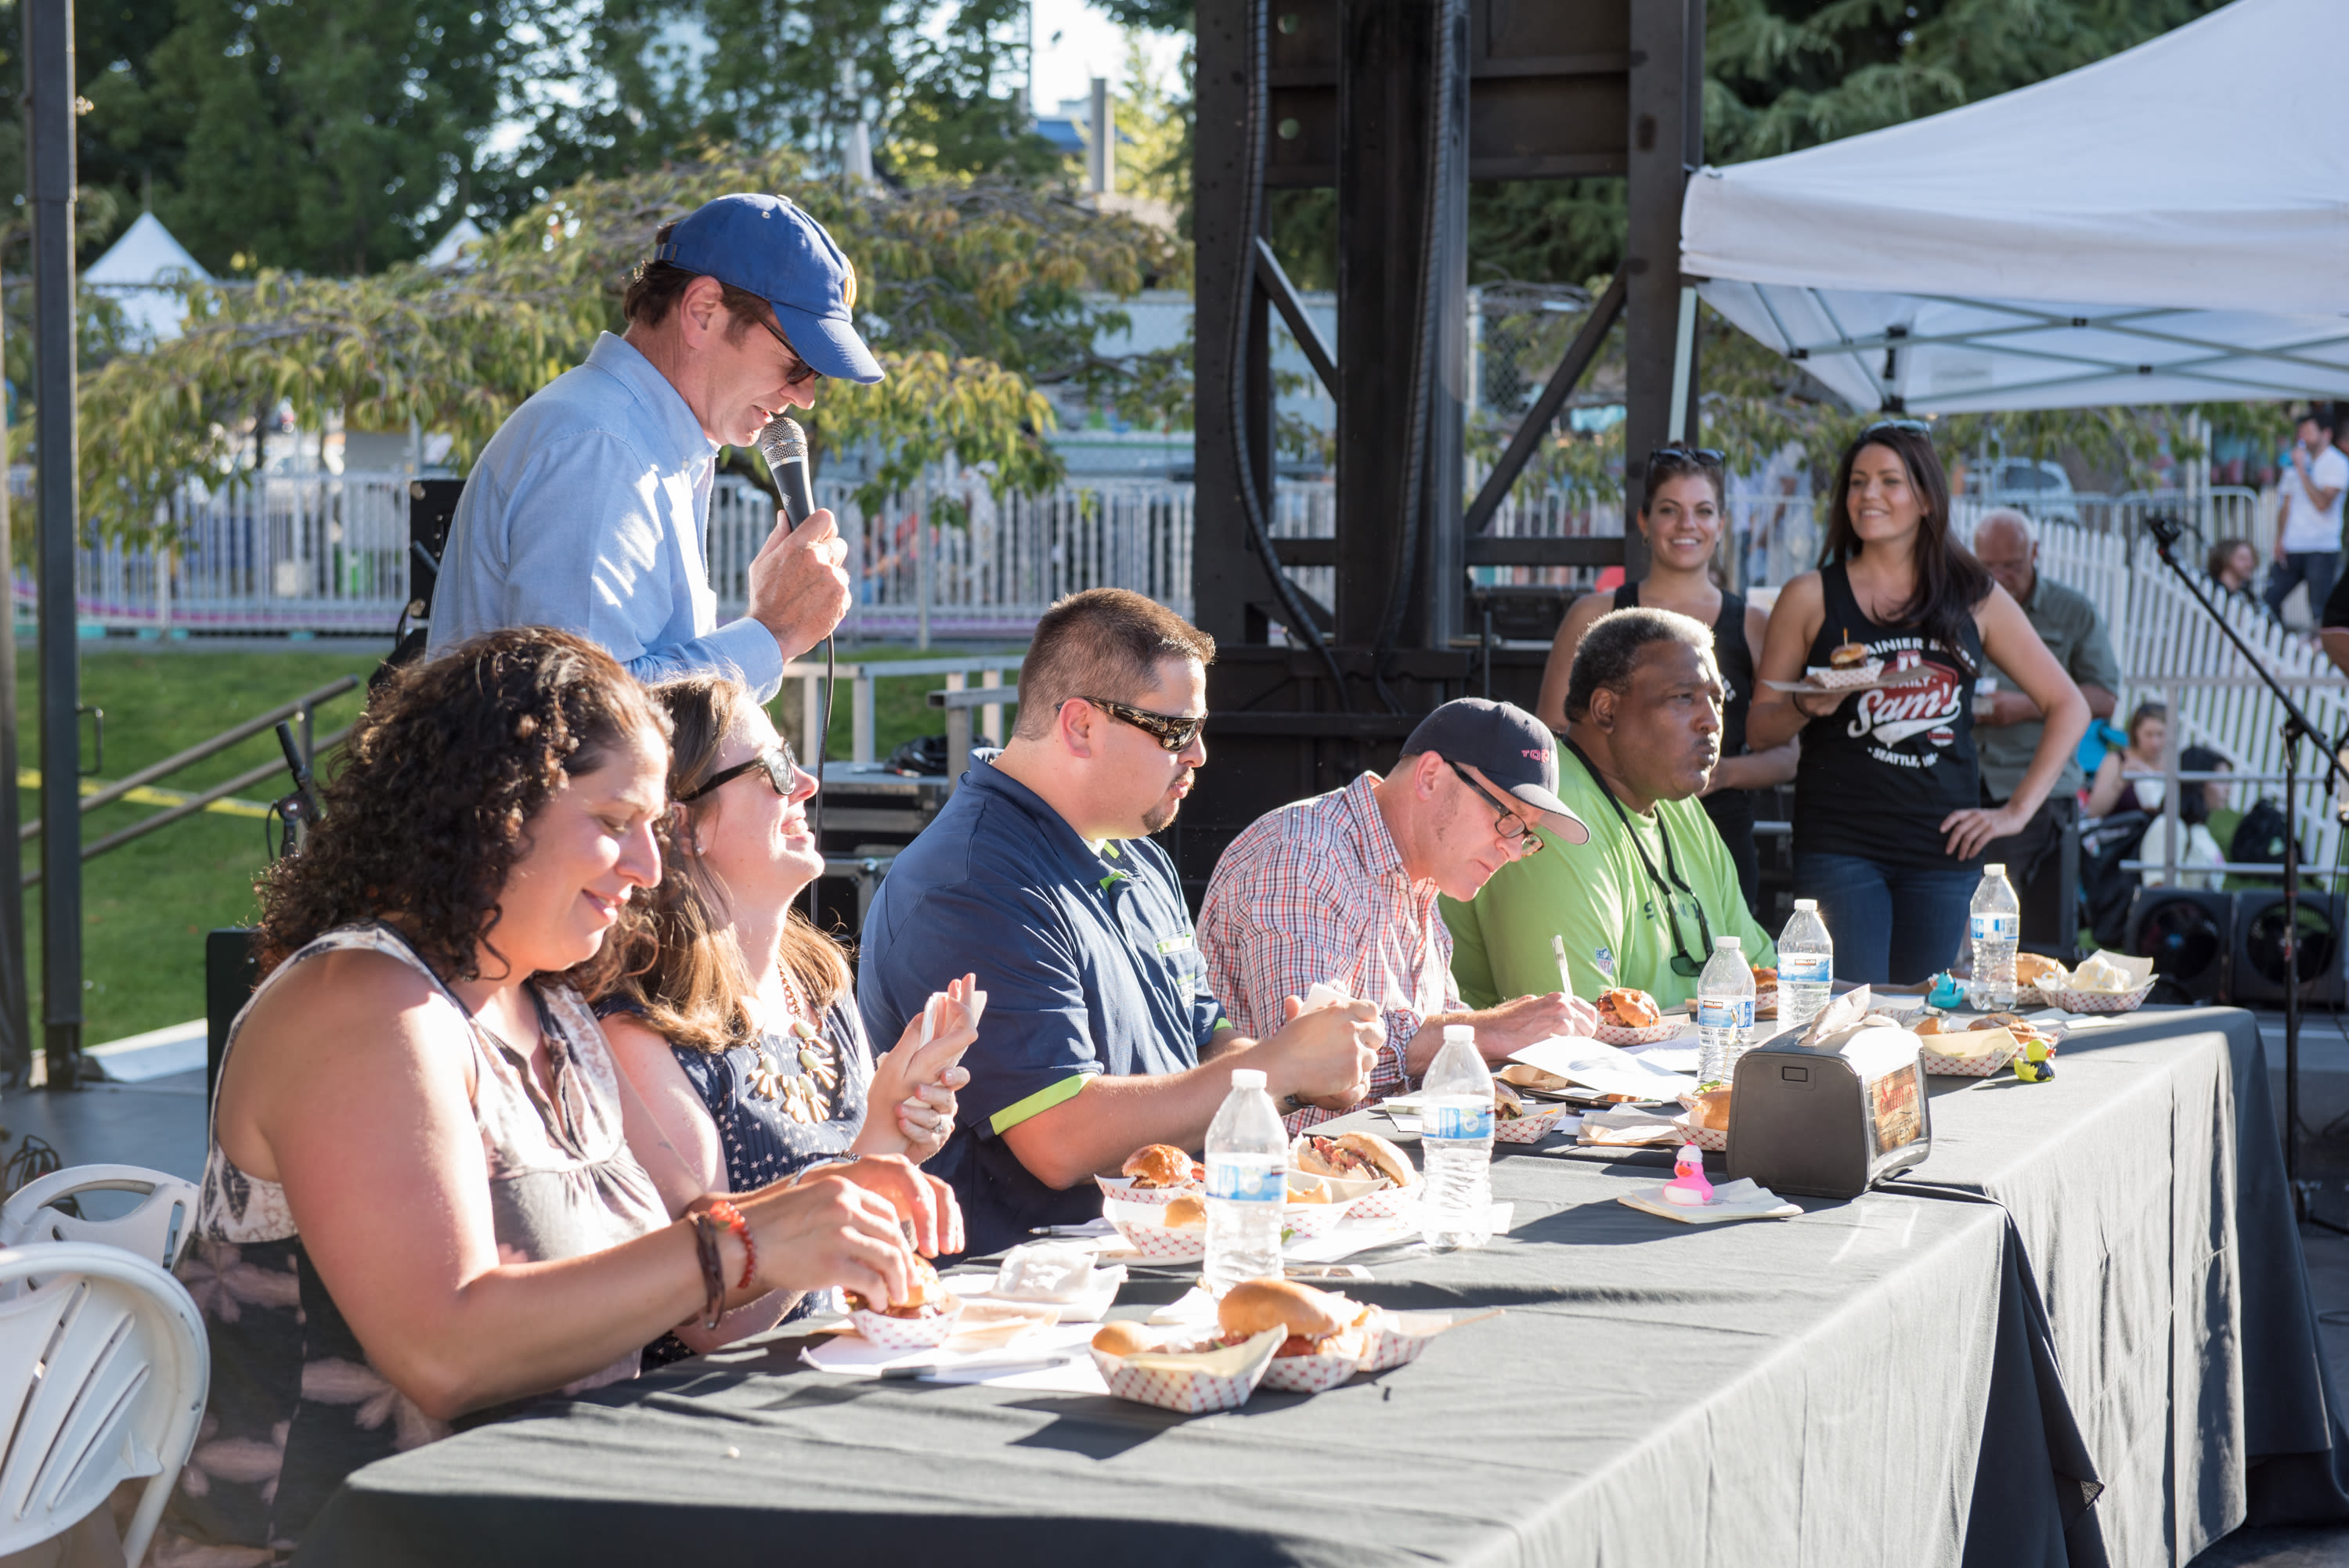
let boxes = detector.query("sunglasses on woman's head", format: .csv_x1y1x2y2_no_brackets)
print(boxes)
1066,696,1207,753
677,740,801,802
1858,417,1930,440
1647,445,1724,467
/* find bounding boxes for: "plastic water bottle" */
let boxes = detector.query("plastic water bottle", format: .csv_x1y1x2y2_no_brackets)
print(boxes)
1968,863,2021,1011
1203,1068,1286,1297
1695,935,1755,1089
1777,899,1833,1029
1418,1025,1495,1250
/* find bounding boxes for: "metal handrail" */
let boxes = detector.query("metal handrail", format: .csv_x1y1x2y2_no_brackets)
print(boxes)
19,675,359,842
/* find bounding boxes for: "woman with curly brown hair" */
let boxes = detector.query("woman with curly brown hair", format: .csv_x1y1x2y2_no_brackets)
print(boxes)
596,674,976,1350
161,628,958,1561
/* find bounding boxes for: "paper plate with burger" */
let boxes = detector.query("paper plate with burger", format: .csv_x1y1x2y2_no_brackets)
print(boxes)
1593,988,1683,1047
1104,1194,1211,1262
1910,1012,2057,1076
1292,1131,1420,1218
1674,1086,1732,1152
1087,1321,1284,1414
846,1257,965,1351
1492,1080,1576,1144
1097,1144,1204,1207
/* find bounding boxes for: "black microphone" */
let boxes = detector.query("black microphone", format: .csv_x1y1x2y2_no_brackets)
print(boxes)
756,415,816,527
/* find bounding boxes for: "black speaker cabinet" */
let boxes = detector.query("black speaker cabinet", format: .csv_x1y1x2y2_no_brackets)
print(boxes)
206,928,261,1100
2230,891,2345,1007
2125,887,2232,1003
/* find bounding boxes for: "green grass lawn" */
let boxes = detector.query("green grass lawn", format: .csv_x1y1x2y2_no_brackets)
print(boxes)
16,639,1022,1045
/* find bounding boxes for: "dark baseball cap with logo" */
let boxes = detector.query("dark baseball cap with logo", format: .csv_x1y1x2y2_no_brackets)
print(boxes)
654,193,885,385
1402,698,1590,845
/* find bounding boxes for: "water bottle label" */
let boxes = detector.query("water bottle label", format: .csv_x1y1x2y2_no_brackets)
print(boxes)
1427,1103,1493,1141
1205,1157,1284,1204
1698,997,1754,1030
1969,914,2019,942
1779,954,1831,984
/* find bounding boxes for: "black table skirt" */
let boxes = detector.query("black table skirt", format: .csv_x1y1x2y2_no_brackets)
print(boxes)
293,1007,2347,1568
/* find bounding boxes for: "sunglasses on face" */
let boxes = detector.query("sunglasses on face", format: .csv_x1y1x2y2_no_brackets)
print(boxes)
1066,696,1207,753
1446,761,1546,857
756,317,824,388
677,740,802,803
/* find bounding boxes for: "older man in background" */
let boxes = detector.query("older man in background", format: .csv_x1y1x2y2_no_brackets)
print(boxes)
1199,699,1600,1132
1970,508,2120,953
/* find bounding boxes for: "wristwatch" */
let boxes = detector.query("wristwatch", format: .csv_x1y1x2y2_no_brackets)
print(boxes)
792,1153,862,1185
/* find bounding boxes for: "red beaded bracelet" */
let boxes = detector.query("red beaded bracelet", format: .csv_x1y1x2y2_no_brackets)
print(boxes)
706,1198,755,1292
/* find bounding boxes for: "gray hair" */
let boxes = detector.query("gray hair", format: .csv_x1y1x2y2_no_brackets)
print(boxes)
1565,607,1716,722
1972,507,2037,548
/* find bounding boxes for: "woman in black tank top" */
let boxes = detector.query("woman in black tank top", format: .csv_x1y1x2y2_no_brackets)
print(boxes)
1748,424,2090,984
1538,447,1798,916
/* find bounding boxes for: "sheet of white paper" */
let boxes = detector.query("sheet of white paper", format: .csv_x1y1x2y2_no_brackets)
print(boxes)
1623,1040,1701,1073
799,1322,1108,1392
1509,1035,1696,1100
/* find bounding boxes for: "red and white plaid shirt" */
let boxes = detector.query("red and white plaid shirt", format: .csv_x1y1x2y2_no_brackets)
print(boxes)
1198,772,1458,1132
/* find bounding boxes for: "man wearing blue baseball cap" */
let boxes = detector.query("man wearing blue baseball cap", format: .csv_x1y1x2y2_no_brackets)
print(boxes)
429,193,882,698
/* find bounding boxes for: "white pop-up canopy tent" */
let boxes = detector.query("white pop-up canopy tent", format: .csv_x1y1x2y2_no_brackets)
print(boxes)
1680,0,2349,414
83,211,211,344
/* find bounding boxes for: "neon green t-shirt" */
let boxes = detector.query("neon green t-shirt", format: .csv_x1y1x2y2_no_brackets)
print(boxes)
1442,751,1776,1011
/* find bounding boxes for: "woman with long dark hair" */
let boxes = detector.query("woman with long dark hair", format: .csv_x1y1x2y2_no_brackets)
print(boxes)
1749,423,2088,982
1539,445,1799,913
161,629,957,1559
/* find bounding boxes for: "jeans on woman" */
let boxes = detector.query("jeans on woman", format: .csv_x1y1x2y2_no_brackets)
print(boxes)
1794,852,1981,986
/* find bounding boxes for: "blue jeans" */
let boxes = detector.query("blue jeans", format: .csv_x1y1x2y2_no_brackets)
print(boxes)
2264,550,2340,625
1795,852,1979,986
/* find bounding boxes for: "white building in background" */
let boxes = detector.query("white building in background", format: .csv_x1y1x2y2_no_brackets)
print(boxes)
83,212,211,344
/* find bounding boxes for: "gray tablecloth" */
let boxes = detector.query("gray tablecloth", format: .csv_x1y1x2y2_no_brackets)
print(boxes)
293,1007,2339,1568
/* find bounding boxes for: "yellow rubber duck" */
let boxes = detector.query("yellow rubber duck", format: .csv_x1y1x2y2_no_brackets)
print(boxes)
2012,1037,2055,1084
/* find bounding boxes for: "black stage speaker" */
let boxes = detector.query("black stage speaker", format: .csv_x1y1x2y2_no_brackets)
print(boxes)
206,928,260,1100
2230,890,2345,1008
2125,887,2232,1004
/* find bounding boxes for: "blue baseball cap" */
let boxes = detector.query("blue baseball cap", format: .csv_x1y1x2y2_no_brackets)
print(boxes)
1401,698,1590,844
654,193,884,385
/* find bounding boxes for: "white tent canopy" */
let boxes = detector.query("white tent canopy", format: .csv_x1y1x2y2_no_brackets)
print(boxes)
83,212,211,344
1680,0,2349,413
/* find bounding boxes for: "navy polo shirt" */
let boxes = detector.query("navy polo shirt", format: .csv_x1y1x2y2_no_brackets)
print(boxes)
858,754,1226,1258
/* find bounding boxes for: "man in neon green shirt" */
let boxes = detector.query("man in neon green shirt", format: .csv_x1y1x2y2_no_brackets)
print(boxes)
1445,607,1775,1010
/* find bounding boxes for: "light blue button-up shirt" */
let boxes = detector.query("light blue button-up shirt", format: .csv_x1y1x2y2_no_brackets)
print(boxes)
427,333,785,701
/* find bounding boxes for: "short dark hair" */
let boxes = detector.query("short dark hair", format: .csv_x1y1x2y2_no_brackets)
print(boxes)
1642,446,1725,511
1564,606,1715,722
2303,408,2338,437
622,221,774,333
2206,536,2254,579
1014,589,1217,741
2180,744,2228,827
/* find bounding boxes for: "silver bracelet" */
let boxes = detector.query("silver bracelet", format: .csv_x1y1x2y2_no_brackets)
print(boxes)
793,1153,861,1185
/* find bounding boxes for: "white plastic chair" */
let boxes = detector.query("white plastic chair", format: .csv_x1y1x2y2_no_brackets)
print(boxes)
0,1166,200,1273
0,1242,208,1566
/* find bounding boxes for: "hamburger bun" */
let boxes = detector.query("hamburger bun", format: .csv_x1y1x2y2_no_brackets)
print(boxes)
1161,1194,1209,1228
845,1256,957,1319
1749,966,1778,989
1493,1080,1528,1121
1293,1131,1416,1187
1121,1144,1200,1188
1913,1015,1947,1036
1217,1278,1362,1357
2014,953,2067,989
1829,638,1868,670
1335,1131,1417,1188
1092,1321,1156,1357
1286,1174,1333,1204
1597,988,1664,1029
1692,1087,1733,1131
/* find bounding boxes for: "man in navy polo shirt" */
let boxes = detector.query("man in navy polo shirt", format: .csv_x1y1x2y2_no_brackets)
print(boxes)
860,589,1383,1257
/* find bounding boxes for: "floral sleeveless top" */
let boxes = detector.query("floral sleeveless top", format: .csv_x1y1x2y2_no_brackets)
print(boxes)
155,924,669,1563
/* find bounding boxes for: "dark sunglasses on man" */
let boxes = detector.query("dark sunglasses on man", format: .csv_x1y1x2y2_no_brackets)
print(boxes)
758,316,824,388
1064,696,1207,753
677,740,801,802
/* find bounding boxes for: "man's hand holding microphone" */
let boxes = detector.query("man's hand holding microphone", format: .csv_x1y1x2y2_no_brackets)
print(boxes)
750,416,853,662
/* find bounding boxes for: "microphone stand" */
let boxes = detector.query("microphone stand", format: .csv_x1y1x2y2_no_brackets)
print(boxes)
2145,514,2349,1234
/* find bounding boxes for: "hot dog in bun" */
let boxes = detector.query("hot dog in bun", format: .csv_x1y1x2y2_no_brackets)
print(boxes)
1217,1278,1366,1358
1122,1144,1203,1189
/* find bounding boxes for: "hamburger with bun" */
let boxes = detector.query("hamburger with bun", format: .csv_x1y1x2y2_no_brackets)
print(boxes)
1691,1087,1733,1131
1828,632,1868,671
1092,1321,1157,1357
1217,1278,1367,1359
2013,953,2067,991
1122,1144,1203,1189
1294,1131,1419,1188
1597,988,1664,1029
1160,1194,1208,1228
844,1256,958,1320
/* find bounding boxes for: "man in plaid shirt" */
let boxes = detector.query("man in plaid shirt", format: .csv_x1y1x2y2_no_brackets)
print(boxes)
1200,699,1602,1131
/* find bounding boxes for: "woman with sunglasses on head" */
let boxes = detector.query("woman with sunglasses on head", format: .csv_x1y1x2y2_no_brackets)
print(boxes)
1749,422,2088,985
159,630,957,1562
596,676,975,1354
1539,445,1799,914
